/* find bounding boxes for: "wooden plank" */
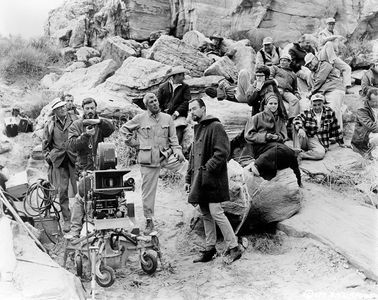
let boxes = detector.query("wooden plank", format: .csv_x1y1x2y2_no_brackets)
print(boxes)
278,183,378,281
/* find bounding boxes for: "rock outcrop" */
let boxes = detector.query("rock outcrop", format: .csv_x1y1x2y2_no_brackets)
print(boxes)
147,35,212,77
204,56,238,83
101,36,142,65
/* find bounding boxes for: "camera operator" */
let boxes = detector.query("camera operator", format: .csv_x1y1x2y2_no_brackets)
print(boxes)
65,97,115,239
120,93,186,235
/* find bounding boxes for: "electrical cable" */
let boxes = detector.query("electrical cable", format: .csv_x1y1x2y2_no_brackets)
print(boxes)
23,179,62,244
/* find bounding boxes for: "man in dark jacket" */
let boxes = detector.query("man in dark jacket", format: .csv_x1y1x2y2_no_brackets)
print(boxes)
65,97,115,239
361,62,378,96
185,98,242,264
351,88,378,158
42,98,78,232
157,66,191,146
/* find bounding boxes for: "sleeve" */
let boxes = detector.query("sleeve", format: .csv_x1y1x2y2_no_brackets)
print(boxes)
157,85,166,110
288,48,301,72
42,121,51,160
361,71,372,96
185,146,193,184
175,85,191,116
318,31,338,47
244,115,267,144
98,118,115,138
269,66,277,79
292,73,299,95
68,121,90,152
168,117,182,153
119,114,141,140
329,110,344,144
277,120,288,142
311,62,333,94
255,51,264,67
356,108,378,133
205,123,230,172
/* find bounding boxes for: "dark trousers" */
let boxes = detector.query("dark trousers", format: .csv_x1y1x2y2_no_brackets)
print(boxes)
57,157,77,221
176,125,186,147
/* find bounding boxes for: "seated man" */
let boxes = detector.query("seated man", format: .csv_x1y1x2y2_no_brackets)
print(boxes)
361,61,378,96
293,93,347,160
317,18,352,93
351,88,378,158
270,54,301,121
255,37,281,68
305,52,345,132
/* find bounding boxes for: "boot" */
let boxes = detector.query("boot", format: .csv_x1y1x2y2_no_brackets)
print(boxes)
193,247,217,263
224,245,242,264
144,218,154,235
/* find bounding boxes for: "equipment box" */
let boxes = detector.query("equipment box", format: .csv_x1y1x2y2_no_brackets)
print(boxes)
6,171,28,200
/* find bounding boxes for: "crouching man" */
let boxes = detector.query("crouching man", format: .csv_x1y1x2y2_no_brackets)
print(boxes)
185,98,242,264
293,93,347,160
120,93,186,235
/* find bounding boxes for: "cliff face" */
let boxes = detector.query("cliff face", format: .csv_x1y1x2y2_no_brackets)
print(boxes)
46,0,378,47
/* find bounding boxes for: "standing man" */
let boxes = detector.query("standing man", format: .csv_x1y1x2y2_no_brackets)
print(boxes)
42,98,78,232
185,98,242,264
293,93,347,160
318,17,352,93
62,94,80,116
120,93,186,234
157,66,191,147
65,97,115,239
255,37,281,68
304,53,345,132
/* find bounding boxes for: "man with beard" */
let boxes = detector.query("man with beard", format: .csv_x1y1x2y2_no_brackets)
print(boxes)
120,93,186,234
185,98,242,264
304,52,345,132
65,97,115,239
293,93,347,160
43,98,78,232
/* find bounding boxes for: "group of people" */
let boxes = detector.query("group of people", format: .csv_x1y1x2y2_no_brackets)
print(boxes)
41,16,378,267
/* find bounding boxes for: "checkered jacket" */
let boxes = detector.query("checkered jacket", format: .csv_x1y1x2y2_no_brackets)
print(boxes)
293,106,344,148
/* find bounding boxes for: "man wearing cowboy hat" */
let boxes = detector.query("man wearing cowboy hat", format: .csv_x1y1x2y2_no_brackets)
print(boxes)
304,52,345,132
157,65,191,147
42,98,79,232
120,93,186,234
318,17,352,93
255,36,281,68
293,93,347,160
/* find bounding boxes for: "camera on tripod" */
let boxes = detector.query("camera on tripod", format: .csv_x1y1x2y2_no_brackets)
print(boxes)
82,142,136,230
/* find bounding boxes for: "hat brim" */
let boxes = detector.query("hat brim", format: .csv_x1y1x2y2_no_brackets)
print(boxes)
52,101,67,110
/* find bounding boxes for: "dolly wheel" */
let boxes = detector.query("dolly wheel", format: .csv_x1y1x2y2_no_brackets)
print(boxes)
95,265,115,288
75,255,83,277
141,250,158,274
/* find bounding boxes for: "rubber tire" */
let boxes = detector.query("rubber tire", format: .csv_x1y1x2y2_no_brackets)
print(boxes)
95,265,115,288
75,255,83,278
141,250,158,275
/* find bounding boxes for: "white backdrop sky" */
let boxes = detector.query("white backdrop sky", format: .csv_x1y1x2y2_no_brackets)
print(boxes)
0,0,64,38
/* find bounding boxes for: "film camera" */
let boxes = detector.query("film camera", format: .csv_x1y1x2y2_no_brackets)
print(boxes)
80,142,136,230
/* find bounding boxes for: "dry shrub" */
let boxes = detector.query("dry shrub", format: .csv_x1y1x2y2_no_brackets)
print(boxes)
249,232,283,254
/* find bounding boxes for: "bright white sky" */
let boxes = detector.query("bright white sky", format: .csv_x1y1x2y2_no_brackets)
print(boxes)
0,0,64,38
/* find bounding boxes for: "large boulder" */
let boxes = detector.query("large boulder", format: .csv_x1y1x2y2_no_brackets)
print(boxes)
101,56,172,99
40,73,60,89
76,46,100,62
50,59,119,92
147,35,213,77
225,39,256,74
101,36,142,65
184,75,224,94
204,56,238,83
69,16,87,48
182,30,211,50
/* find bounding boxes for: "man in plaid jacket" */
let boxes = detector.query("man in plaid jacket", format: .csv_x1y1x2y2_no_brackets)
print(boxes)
293,93,347,160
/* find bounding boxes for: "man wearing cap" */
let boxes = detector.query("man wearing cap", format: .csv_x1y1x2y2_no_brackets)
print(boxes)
157,66,191,147
120,93,186,235
361,61,378,96
42,98,78,232
318,17,352,92
255,37,281,68
304,52,345,132
270,54,301,122
293,93,347,160
65,97,115,239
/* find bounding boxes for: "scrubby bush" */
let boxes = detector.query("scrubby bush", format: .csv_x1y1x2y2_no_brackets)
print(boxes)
0,35,62,82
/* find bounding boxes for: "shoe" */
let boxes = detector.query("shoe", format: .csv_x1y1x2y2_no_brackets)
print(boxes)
63,221,71,233
193,248,217,263
144,218,154,235
64,231,80,240
224,245,242,264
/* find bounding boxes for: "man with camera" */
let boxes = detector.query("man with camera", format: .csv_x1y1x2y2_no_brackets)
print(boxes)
120,93,186,235
65,97,115,239
42,98,78,232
